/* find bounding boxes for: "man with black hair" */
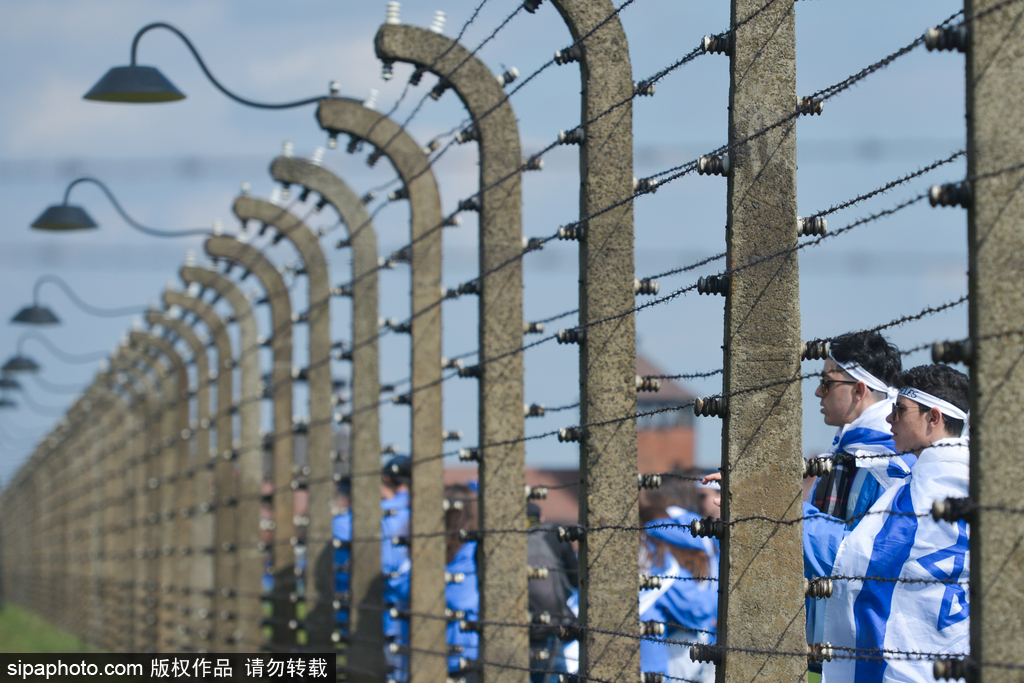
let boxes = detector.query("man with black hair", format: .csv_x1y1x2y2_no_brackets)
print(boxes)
811,331,904,525
794,330,901,678
814,364,970,683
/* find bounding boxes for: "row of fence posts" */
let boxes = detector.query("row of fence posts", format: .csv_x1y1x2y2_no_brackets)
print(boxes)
1,0,1023,680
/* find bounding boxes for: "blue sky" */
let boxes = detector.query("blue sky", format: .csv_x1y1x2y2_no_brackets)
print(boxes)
0,0,969,484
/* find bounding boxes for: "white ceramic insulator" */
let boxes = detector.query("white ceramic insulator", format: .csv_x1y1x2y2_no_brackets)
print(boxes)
386,2,401,25
430,10,446,34
365,88,380,111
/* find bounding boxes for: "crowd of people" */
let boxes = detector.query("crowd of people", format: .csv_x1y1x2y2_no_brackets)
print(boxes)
331,330,971,683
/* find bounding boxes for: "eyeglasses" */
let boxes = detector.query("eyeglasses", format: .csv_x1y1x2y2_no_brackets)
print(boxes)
818,378,858,396
889,401,921,421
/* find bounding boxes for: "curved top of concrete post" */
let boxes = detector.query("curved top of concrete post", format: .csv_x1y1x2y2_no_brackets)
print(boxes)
179,265,258,373
147,309,209,399
148,309,211,450
113,346,161,397
162,290,233,376
549,0,632,80
270,154,382,247
375,26,521,171
233,196,327,299
129,330,188,405
314,100,441,231
98,369,143,407
204,236,292,360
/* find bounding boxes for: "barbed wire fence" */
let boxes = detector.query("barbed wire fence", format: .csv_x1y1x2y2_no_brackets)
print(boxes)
0,0,1022,682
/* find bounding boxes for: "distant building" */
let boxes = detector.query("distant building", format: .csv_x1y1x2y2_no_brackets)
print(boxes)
636,355,696,475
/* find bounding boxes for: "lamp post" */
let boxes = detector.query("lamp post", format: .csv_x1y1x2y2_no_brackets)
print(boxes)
84,22,326,109
31,177,214,237
11,274,148,325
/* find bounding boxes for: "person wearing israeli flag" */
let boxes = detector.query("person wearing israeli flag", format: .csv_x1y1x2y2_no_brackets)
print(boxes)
816,364,970,683
810,331,904,527
639,508,717,682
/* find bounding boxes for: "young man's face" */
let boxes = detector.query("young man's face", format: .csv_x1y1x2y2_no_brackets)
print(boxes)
814,358,861,427
886,397,935,454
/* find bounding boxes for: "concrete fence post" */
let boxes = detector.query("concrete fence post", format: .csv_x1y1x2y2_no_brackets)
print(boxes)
112,347,164,652
269,152,389,676
233,193,334,650
965,1,1024,678
100,369,147,650
128,332,190,652
546,1,639,677
376,23,527,681
720,1,805,680
147,307,217,648
93,377,133,651
204,236,295,650
161,290,237,648
180,265,264,651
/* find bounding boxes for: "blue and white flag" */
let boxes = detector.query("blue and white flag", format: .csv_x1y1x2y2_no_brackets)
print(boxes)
823,438,970,683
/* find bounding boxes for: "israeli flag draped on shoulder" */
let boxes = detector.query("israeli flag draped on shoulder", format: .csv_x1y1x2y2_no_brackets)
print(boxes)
822,437,970,683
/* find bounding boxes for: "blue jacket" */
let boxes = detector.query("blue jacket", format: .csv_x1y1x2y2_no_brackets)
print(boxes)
332,512,352,627
445,541,480,672
639,537,718,676
381,491,411,641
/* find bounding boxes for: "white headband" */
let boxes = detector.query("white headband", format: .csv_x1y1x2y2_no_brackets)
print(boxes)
831,354,896,398
897,386,968,421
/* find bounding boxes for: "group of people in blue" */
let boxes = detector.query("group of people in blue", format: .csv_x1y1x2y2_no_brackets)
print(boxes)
332,330,971,683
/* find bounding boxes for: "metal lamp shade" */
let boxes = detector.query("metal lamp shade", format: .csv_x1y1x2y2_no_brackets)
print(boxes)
11,305,60,325
84,65,186,103
31,204,98,231
1,355,40,374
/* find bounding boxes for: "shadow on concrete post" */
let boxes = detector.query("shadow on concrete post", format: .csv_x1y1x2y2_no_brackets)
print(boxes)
129,331,191,653
149,304,217,649
180,265,264,651
269,153,388,676
204,236,296,651
376,23,527,682
232,193,334,652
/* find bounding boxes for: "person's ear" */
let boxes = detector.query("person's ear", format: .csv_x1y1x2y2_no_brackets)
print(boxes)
928,407,944,429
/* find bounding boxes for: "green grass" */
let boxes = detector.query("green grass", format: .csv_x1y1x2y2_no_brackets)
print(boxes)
0,605,89,653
